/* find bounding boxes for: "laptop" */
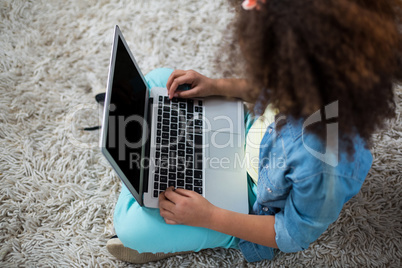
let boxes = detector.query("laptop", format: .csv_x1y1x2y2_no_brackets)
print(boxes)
100,25,248,214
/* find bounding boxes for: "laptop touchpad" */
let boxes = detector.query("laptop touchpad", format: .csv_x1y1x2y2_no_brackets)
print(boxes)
206,132,243,170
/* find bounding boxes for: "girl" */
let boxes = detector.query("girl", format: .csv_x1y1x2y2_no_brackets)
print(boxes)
107,0,401,263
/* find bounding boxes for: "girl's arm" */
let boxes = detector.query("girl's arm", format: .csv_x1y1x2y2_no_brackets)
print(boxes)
166,69,258,103
159,187,278,249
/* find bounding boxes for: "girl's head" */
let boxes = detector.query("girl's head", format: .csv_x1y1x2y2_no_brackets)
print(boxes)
231,0,401,151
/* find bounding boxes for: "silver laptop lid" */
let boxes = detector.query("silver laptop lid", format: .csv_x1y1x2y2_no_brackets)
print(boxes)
100,25,150,206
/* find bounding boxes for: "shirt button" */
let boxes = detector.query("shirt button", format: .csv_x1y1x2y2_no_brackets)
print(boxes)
269,128,273,134
267,187,272,193
262,207,269,212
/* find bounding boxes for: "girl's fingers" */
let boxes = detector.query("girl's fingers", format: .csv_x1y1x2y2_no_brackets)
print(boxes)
166,70,187,93
168,75,193,98
174,87,200,98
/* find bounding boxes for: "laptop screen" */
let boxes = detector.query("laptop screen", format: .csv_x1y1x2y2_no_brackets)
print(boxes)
105,35,147,194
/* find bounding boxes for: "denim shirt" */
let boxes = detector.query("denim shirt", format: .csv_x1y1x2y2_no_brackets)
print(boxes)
239,116,373,262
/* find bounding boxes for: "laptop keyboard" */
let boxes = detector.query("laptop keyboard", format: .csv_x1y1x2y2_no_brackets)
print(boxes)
153,96,203,197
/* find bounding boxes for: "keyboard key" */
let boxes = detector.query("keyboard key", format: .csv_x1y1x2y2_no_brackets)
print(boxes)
185,177,193,184
170,144,177,150
169,173,176,180
185,184,193,190
178,143,185,150
171,116,178,123
169,166,176,172
178,135,185,143
172,98,178,103
163,119,169,125
177,172,184,179
177,157,186,164
170,130,177,136
162,139,169,145
163,106,170,112
195,135,202,146
159,96,163,102
187,99,194,113
154,190,159,198
161,146,168,153
162,126,169,132
194,158,202,170
171,123,178,129
198,100,203,106
195,106,199,112
154,174,159,181
168,180,176,187
186,170,193,176
158,109,162,115
162,132,169,139
158,116,162,122
163,112,170,119
160,169,168,175
194,170,202,178
194,180,202,186
178,150,185,156
154,182,159,189
177,180,184,186
179,103,186,109
177,164,185,172
156,137,161,144
160,176,168,182
194,187,202,194
164,96,170,104
186,148,193,154
178,128,185,136
172,110,178,116
160,183,168,191
195,119,202,126
186,140,193,147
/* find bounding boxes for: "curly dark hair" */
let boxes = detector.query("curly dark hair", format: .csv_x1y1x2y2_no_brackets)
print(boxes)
229,0,402,154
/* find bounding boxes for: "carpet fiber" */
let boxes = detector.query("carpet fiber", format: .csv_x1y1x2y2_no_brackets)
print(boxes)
0,0,401,267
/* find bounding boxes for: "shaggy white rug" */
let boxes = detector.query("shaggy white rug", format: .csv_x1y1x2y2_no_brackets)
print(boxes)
0,0,401,267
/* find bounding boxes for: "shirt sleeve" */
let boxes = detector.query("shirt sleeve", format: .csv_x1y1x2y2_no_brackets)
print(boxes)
274,172,363,253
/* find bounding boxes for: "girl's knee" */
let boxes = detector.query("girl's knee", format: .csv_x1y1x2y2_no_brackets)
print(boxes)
113,205,162,252
145,68,174,89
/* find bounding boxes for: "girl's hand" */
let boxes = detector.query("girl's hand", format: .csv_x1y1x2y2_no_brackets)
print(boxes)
166,70,216,99
159,187,216,227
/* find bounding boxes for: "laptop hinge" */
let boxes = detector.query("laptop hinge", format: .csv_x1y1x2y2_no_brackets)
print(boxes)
143,97,153,193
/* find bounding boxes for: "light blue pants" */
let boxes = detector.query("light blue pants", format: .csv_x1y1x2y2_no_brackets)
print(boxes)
113,68,257,253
